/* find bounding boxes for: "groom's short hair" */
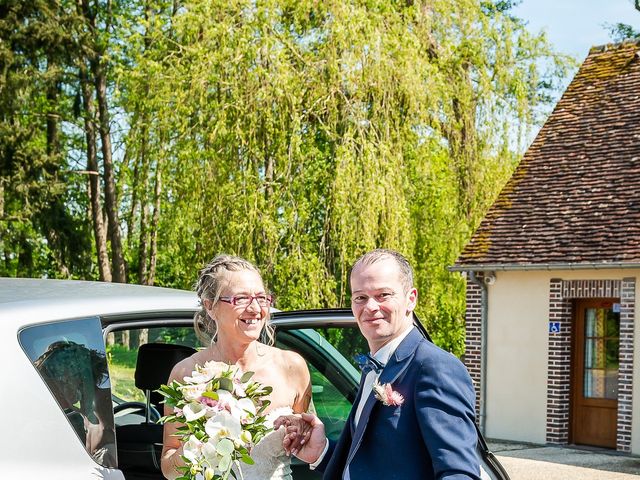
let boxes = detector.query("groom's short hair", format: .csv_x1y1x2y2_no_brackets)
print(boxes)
351,248,414,292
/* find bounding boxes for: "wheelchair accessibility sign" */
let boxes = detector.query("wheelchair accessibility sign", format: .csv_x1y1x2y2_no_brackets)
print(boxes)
549,321,561,334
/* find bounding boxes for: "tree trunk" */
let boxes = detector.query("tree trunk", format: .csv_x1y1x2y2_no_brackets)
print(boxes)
137,132,150,284
139,328,149,347
93,61,126,283
129,329,140,351
138,193,150,283
0,178,4,219
147,160,162,285
17,231,34,277
122,329,131,350
80,61,111,281
79,0,126,283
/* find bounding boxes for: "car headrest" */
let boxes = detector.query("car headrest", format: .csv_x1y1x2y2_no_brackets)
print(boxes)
134,342,196,392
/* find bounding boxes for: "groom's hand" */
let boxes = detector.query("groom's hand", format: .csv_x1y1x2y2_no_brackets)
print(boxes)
281,412,327,464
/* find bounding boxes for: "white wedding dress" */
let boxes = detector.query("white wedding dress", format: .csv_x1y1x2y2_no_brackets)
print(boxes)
234,406,294,480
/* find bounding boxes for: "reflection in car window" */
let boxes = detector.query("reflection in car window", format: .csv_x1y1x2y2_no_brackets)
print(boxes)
19,317,116,468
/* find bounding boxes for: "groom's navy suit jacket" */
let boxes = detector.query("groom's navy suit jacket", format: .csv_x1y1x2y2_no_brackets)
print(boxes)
317,327,481,480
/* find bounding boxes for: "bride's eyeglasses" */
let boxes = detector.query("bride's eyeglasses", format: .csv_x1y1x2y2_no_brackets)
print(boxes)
219,294,273,307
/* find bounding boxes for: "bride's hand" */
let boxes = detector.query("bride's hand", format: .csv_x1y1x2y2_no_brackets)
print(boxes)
273,414,312,455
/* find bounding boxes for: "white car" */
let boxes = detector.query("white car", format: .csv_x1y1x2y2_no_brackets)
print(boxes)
0,278,509,480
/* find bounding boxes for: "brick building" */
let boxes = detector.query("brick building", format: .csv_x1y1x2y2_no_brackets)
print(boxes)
452,40,640,453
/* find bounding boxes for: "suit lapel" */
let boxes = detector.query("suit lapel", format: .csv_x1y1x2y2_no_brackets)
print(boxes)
379,327,422,384
344,327,422,465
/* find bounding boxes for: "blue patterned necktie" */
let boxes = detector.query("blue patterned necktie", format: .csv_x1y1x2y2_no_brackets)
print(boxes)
354,352,384,374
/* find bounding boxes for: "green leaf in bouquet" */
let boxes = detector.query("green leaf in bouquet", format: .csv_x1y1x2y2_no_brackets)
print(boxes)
240,371,254,383
240,453,254,465
219,377,234,392
256,400,271,414
158,414,178,424
202,391,219,400
176,463,190,477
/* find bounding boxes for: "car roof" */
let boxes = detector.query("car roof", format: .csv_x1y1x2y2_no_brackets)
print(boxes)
0,278,198,327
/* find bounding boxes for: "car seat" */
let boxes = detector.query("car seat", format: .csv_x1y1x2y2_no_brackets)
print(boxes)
116,342,196,480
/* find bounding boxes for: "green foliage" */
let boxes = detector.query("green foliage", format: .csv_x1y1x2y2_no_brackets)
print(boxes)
605,1,640,42
606,22,640,42
1,0,573,356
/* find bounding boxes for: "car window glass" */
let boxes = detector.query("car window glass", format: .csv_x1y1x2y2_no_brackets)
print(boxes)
107,325,203,404
306,361,352,441
276,326,369,441
314,326,371,371
19,317,116,468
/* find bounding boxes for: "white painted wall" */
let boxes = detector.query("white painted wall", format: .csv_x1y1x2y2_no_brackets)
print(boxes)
483,269,640,454
484,270,549,443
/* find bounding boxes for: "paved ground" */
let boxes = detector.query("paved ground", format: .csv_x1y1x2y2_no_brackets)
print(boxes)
489,440,640,480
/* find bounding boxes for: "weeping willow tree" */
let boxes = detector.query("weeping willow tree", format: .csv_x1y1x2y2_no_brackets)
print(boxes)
113,0,569,354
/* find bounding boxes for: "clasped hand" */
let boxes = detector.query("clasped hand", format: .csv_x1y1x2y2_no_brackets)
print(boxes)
274,413,327,464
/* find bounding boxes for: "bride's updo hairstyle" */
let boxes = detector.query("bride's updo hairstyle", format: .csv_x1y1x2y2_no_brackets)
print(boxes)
193,254,274,345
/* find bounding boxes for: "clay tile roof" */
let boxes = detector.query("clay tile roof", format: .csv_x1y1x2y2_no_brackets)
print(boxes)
454,40,640,270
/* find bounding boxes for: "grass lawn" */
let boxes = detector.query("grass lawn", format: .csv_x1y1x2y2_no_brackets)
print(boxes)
107,345,144,402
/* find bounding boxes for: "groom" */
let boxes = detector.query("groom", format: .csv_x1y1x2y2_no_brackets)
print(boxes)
285,249,481,479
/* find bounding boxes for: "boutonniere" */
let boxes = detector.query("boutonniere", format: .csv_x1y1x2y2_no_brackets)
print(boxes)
372,380,404,406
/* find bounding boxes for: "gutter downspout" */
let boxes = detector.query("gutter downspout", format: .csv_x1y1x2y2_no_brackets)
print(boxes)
468,271,487,436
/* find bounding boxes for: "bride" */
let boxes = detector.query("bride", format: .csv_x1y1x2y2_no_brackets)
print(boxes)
160,254,312,480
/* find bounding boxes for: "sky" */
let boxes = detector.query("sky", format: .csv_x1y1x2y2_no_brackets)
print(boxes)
513,0,640,61
509,0,640,141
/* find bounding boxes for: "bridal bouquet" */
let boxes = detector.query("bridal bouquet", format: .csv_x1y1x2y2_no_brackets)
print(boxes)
159,361,273,480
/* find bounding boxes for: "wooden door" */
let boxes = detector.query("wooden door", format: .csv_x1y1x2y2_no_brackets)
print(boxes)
571,299,619,448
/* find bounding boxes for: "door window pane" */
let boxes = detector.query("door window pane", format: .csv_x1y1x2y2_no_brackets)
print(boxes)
584,368,605,398
275,326,366,441
605,312,619,336
584,339,604,368
20,317,116,468
585,309,596,336
605,340,619,369
582,307,619,400
585,309,605,336
307,362,353,441
605,369,618,399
